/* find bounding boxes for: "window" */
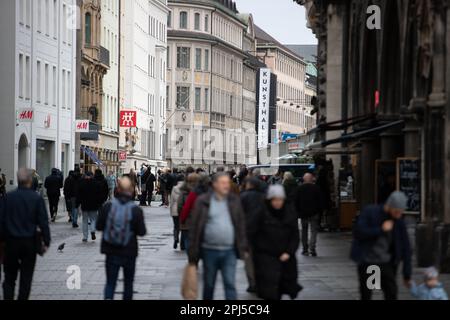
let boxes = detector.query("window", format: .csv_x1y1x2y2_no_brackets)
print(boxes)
195,88,201,110
195,48,202,70
85,13,92,44
194,13,200,30
67,71,71,109
62,4,67,42
204,49,209,71
176,86,190,109
19,0,25,25
53,0,57,38
25,56,30,99
36,61,41,102
167,46,170,68
37,0,42,32
179,11,188,29
52,66,57,106
205,15,209,32
177,47,190,69
44,64,49,104
166,86,170,110
45,0,50,35
19,54,24,98
62,70,66,108
167,11,172,28
204,88,209,111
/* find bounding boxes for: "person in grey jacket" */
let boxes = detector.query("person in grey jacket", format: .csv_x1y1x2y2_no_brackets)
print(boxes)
169,175,184,249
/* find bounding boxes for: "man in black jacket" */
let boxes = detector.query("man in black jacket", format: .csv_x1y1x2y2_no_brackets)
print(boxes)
97,176,146,300
63,169,81,228
0,168,51,300
44,168,63,222
146,168,156,207
78,172,101,242
295,173,324,257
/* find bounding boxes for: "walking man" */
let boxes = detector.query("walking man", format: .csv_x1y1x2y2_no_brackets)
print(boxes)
295,173,323,257
0,169,51,300
77,172,100,242
97,177,146,300
351,191,412,300
44,168,63,222
188,172,248,300
146,168,156,207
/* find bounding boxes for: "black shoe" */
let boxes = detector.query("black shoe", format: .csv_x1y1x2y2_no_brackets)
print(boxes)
302,250,309,256
72,224,79,228
173,241,178,249
69,217,72,223
247,286,257,293
51,217,56,223
82,238,88,243
91,232,96,241
310,250,318,257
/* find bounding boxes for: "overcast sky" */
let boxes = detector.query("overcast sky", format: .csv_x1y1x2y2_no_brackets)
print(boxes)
235,0,317,45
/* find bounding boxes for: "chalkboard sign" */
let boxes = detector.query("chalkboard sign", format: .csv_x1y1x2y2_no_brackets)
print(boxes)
375,160,397,204
396,158,421,214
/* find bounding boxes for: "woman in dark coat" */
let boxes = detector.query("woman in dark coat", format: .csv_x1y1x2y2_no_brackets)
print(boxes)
249,184,302,300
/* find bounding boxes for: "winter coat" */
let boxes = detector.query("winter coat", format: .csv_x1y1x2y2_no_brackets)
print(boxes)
44,172,63,197
350,204,412,280
295,183,324,219
188,192,248,264
77,178,103,211
249,203,301,300
145,173,156,191
283,179,298,203
96,195,146,257
94,173,109,205
177,182,193,230
240,185,266,236
170,181,183,217
410,282,448,300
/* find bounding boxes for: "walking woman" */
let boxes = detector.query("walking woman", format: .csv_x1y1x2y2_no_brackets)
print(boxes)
249,184,302,300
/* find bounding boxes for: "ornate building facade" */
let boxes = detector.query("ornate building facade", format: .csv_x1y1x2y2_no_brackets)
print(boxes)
297,0,450,271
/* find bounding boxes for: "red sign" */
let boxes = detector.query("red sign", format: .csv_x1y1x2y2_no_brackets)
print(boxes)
75,120,90,133
118,151,127,162
18,109,34,122
120,111,137,128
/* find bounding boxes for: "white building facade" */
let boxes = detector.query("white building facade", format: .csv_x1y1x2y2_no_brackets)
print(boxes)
120,0,169,171
0,0,77,187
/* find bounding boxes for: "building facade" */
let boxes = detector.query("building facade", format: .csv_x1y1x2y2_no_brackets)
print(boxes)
119,0,169,172
166,0,258,171
0,0,77,187
297,0,450,271
255,26,315,142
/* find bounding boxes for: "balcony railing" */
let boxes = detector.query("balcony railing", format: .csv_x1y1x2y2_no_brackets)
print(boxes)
99,46,110,68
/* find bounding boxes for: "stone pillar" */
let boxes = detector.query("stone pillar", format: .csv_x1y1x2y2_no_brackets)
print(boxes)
379,129,403,161
360,138,379,208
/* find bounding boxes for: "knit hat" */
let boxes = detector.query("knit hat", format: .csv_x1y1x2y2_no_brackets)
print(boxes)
424,267,439,280
267,184,286,200
385,191,408,210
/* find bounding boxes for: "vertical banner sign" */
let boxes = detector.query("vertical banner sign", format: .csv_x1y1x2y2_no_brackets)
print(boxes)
258,68,271,149
120,110,137,128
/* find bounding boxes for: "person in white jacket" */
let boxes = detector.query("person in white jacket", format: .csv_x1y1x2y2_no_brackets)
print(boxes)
170,175,185,249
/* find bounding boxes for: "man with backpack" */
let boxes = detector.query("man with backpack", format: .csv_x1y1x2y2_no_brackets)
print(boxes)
96,176,147,300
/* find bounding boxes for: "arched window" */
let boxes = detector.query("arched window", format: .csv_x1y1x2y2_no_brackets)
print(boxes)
179,11,188,29
85,13,92,44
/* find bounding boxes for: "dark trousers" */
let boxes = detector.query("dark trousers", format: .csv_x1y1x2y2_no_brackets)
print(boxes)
104,255,136,300
140,190,147,205
48,195,59,219
172,217,180,244
180,230,189,251
357,263,398,300
147,189,154,206
3,238,37,300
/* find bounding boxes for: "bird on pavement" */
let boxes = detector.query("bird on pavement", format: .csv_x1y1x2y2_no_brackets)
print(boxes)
58,243,66,252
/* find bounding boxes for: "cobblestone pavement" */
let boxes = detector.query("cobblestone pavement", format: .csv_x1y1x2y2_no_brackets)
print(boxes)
2,201,449,300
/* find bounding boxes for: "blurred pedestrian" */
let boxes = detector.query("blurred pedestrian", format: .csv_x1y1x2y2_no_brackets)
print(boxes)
295,173,323,257
351,191,412,300
268,169,283,185
227,170,240,194
128,169,138,200
180,173,210,252
63,171,74,223
106,171,117,200
31,169,40,192
158,169,169,207
0,168,6,197
410,267,448,300
249,185,301,300
282,171,298,202
240,177,266,293
97,177,146,300
146,168,156,207
188,173,248,300
165,169,175,206
44,168,63,222
0,169,51,300
94,169,109,208
65,168,81,228
178,173,200,251
139,166,149,206
78,172,101,242
170,175,185,249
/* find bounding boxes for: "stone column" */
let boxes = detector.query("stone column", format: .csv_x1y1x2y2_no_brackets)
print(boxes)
360,138,379,208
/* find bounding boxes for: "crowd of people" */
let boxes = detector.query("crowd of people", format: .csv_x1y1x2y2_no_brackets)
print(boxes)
0,164,448,301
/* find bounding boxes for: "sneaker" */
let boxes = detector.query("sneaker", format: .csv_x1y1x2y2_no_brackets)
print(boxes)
310,250,318,257
82,239,88,243
91,232,96,241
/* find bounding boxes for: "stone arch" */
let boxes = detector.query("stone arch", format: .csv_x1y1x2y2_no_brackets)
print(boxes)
18,133,29,169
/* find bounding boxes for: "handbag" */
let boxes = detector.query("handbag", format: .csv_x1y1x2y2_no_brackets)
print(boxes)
181,263,198,300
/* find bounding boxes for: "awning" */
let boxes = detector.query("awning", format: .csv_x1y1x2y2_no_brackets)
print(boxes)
81,146,104,167
307,120,405,149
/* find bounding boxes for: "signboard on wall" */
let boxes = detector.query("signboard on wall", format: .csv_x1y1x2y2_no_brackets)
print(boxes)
120,110,137,128
18,109,34,122
75,120,90,133
118,151,127,162
257,68,271,149
397,157,420,214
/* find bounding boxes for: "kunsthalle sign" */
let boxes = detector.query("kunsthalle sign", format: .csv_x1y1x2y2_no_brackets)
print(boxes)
258,68,271,149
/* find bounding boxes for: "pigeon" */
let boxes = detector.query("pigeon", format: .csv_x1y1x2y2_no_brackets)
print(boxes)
57,243,66,252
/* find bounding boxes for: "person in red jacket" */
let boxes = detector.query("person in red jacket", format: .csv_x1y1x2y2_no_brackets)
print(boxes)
179,173,210,251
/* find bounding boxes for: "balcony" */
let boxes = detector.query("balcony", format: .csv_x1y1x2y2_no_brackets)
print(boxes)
99,46,110,68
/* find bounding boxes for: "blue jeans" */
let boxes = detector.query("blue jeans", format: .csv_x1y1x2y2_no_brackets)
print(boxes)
181,230,189,251
82,210,97,240
104,255,136,300
202,248,237,300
